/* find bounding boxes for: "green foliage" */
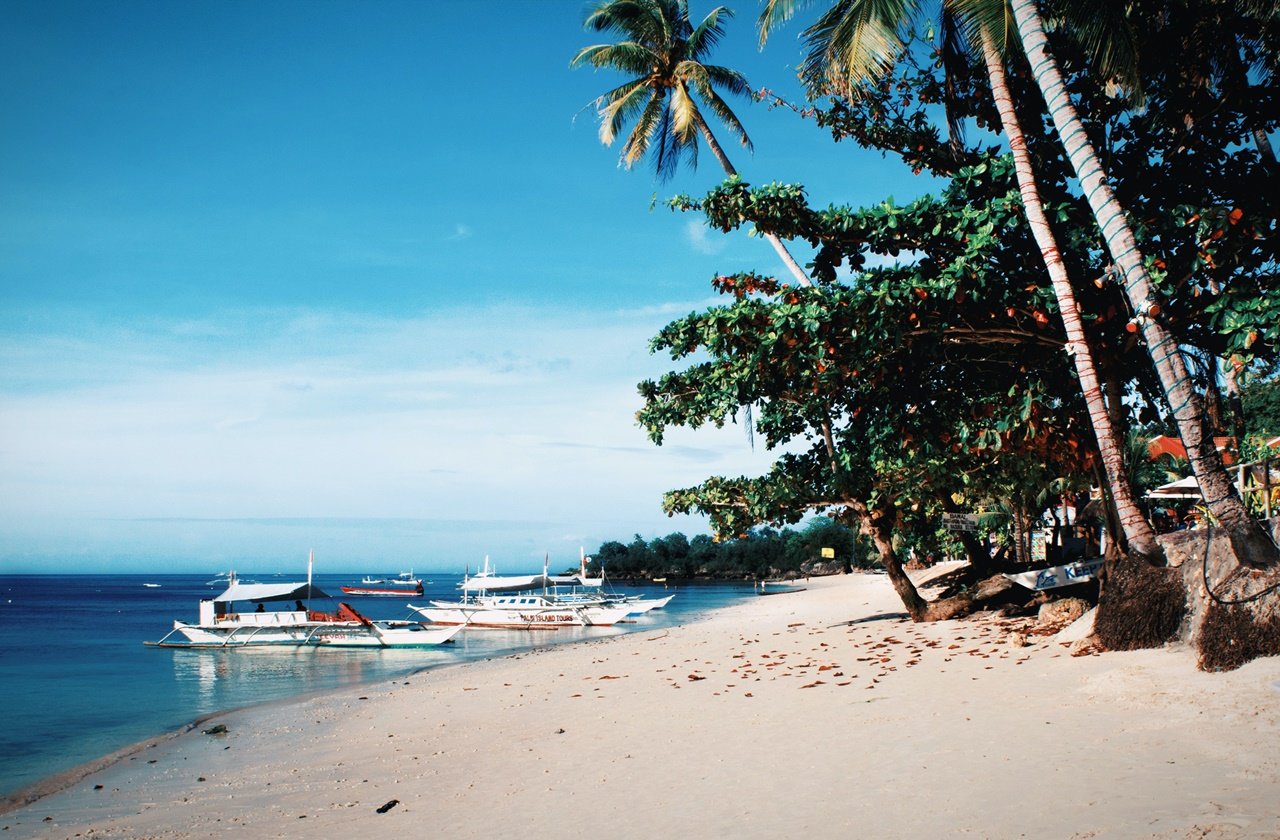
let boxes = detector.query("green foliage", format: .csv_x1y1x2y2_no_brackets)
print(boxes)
587,523,868,579
640,157,1103,540
1242,377,1280,440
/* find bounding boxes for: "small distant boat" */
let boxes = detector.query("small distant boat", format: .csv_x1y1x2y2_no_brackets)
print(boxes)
147,555,459,649
757,580,805,596
143,583,161,588
341,571,425,597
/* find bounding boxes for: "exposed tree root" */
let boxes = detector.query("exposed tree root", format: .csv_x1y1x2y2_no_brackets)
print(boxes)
915,574,1020,622
1094,553,1187,651
1197,601,1280,671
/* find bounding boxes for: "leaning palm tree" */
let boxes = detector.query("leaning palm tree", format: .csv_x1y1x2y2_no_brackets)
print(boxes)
572,0,812,286
1005,0,1272,562
758,0,1164,559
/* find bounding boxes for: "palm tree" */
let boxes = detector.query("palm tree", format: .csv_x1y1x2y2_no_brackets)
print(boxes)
758,0,1163,558
572,0,812,286
1005,0,1272,560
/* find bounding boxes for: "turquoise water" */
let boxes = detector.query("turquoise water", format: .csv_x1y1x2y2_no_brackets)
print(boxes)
0,573,752,799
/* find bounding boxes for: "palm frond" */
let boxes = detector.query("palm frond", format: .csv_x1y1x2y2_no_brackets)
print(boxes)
702,63,753,98
758,0,813,48
599,81,658,146
951,0,1015,56
800,0,910,97
649,100,698,180
688,6,734,61
1057,0,1142,104
621,92,668,167
584,0,662,40
669,80,703,145
571,41,659,74
684,69,754,153
939,6,969,157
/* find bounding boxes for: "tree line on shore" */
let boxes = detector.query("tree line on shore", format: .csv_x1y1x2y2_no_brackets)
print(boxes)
589,519,870,581
572,0,1279,669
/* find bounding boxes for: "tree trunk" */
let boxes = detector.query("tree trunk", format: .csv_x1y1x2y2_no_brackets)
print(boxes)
1009,0,1275,569
940,494,995,576
980,33,1162,560
1012,506,1029,566
848,498,929,620
849,499,1013,622
693,111,813,288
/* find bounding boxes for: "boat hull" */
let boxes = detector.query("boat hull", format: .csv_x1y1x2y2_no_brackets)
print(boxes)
412,601,632,629
339,585,424,596
621,594,675,614
158,617,459,648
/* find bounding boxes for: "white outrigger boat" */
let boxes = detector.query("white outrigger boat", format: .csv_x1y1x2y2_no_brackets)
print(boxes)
147,564,460,649
413,551,672,628
409,591,634,629
457,555,555,593
546,550,675,615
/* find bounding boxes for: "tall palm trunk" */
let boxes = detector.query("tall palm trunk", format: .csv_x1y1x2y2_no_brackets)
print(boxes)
979,34,1162,560
692,110,813,288
1008,0,1266,546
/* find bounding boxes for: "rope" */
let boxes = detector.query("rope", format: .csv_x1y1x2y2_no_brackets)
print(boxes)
1201,522,1280,605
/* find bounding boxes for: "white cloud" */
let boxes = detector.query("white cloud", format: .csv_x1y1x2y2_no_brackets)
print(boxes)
0,302,777,570
447,223,473,241
684,218,726,256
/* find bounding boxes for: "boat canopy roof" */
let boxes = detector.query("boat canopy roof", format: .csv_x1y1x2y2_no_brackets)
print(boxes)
459,574,550,593
211,581,329,603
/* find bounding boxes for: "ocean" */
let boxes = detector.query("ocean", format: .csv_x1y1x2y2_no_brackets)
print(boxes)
0,572,754,800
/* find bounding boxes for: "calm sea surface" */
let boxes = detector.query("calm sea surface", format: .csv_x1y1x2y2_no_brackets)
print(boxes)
0,572,753,799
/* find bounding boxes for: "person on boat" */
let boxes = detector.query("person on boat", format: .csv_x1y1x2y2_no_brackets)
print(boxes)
295,600,304,612
255,603,265,612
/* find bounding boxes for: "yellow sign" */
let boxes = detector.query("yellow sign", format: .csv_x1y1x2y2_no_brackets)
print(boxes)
821,547,835,558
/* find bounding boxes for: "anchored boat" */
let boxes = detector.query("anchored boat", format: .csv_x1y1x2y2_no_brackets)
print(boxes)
146,559,459,649
410,591,634,629
412,550,673,628
340,571,425,596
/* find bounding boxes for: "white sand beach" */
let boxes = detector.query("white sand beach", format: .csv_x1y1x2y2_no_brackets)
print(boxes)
4,570,1278,839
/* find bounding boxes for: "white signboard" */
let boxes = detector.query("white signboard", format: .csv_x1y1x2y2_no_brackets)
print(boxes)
943,513,980,532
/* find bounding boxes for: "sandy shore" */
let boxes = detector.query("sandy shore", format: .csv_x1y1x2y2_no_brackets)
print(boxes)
5,571,1278,839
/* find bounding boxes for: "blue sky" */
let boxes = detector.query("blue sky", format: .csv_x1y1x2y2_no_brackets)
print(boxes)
0,0,935,574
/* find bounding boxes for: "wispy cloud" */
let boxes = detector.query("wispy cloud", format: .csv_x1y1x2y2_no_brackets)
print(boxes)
447,223,473,241
684,219,725,255
0,301,775,567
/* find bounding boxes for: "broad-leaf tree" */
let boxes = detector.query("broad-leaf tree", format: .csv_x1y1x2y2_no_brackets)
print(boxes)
646,156,1103,620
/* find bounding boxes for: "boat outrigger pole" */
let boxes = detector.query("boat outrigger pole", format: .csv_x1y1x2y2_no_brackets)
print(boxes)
307,548,314,616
